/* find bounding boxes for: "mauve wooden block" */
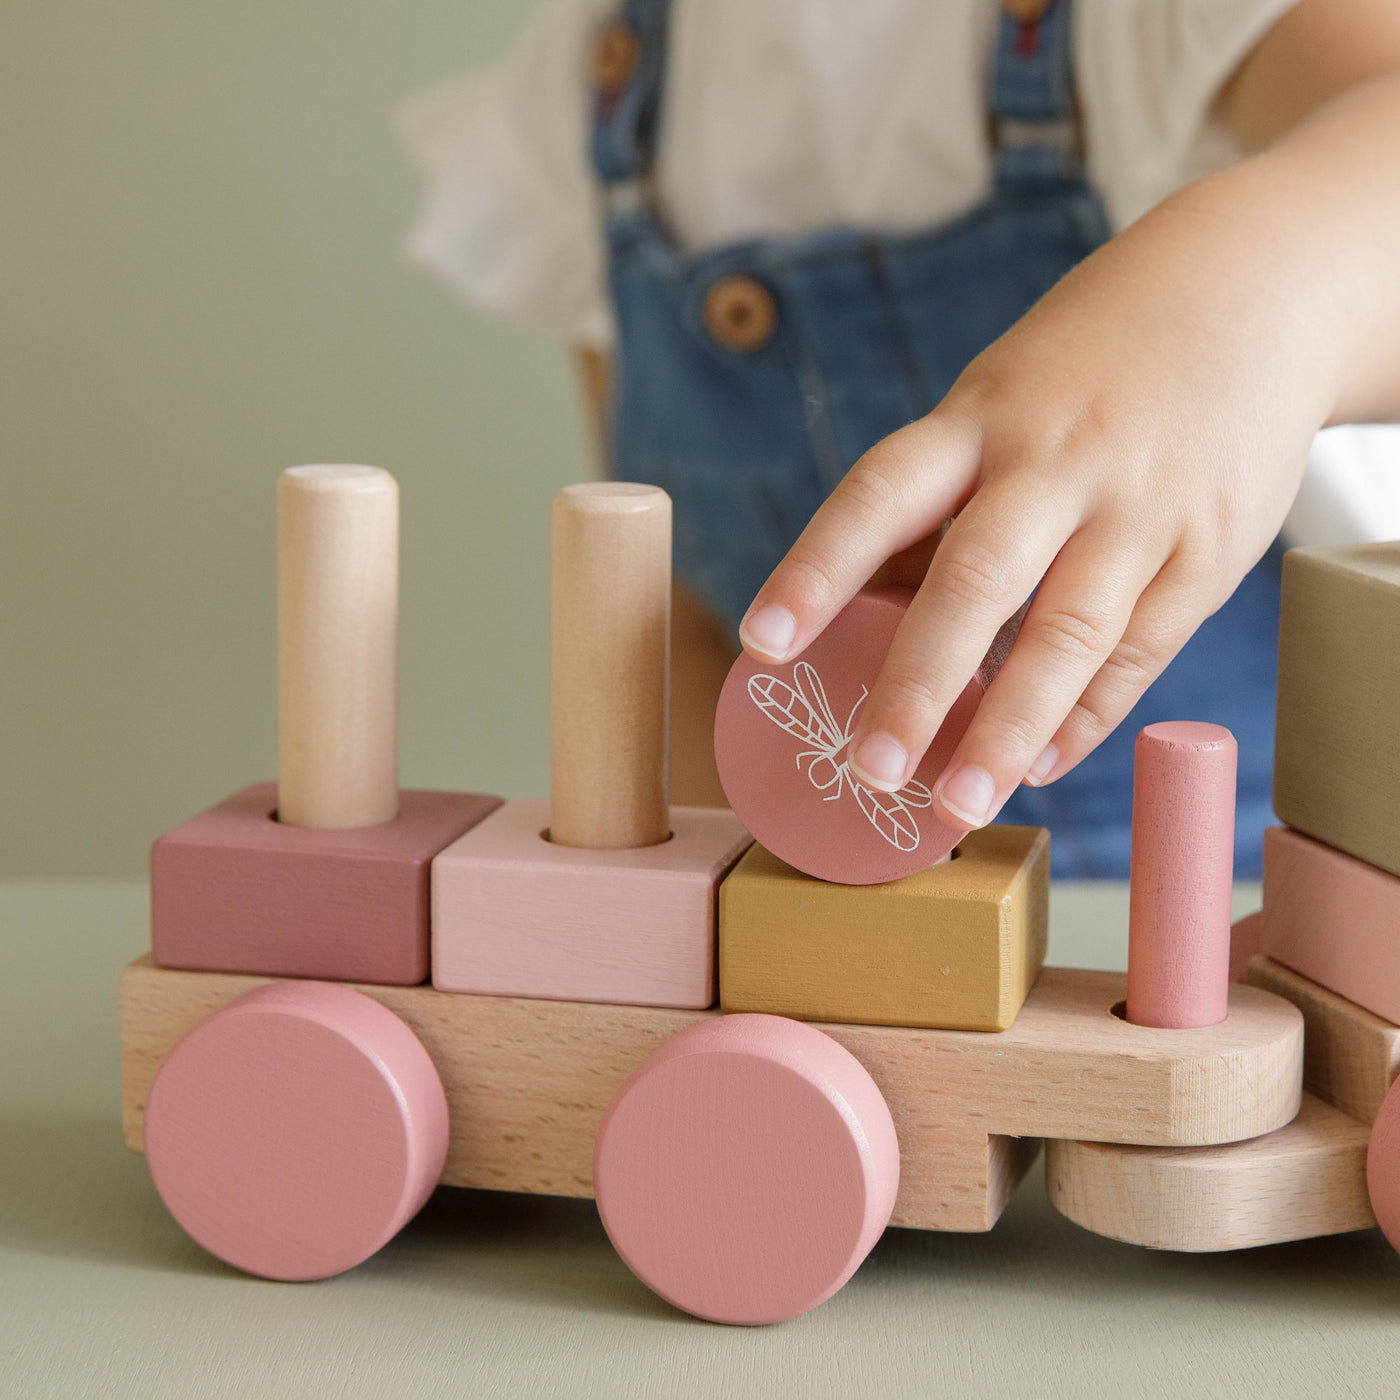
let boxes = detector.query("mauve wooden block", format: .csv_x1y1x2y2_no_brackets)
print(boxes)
431,799,752,1008
1261,824,1400,1024
152,783,503,984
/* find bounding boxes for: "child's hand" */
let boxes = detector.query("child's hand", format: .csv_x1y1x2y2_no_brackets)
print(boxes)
737,8,1400,833
738,181,1332,830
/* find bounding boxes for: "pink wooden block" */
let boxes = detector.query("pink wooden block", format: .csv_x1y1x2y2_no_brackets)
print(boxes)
593,1014,900,1325
430,799,752,1007
152,783,502,984
1261,825,1400,1024
714,587,1020,885
1368,1075,1400,1256
1126,722,1236,1029
144,982,448,1280
1230,911,1264,984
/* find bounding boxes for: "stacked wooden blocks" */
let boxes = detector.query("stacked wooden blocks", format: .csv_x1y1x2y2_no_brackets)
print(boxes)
1248,542,1400,1249
712,587,1049,1032
432,484,751,1008
130,465,1371,1321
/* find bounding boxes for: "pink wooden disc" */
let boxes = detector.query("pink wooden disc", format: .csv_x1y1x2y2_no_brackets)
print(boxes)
593,1014,900,1325
145,982,449,1281
1367,1075,1400,1255
715,587,1016,883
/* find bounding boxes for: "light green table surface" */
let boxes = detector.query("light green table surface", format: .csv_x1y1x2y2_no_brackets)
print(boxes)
2,879,1397,1400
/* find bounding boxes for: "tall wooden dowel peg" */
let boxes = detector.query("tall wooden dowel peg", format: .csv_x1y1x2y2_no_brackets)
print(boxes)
1126,722,1237,1028
550,483,671,849
278,465,399,830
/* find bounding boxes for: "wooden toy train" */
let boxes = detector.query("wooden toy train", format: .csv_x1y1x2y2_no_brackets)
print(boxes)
119,468,1400,1325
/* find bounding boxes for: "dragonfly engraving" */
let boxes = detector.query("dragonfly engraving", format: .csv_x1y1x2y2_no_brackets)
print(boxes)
748,661,934,851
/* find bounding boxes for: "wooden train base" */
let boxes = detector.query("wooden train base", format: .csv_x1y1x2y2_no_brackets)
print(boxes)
122,956,1303,1238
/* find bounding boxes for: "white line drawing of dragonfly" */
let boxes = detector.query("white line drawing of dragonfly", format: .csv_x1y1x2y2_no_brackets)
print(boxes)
748,661,934,851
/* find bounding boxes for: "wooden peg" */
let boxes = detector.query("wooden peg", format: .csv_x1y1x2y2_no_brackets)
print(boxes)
550,483,671,849
1126,722,1236,1028
277,465,398,829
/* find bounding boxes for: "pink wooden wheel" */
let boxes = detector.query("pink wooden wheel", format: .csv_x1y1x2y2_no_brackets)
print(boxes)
593,1014,900,1325
1367,1074,1400,1254
144,982,449,1281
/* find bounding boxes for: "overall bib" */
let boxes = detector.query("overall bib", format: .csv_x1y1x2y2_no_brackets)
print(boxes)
592,0,1282,878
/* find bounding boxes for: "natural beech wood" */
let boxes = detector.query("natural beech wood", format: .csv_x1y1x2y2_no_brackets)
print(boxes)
277,465,398,829
550,483,671,850
121,959,1302,1235
1245,955,1400,1125
1046,1093,1375,1251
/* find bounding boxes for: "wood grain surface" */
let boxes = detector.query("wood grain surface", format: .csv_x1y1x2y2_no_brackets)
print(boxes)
1046,1092,1375,1251
122,958,1303,1237
1245,954,1400,1125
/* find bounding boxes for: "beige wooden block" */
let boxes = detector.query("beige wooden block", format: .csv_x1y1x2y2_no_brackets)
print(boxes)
1046,1093,1375,1251
1274,542,1400,879
1245,954,1400,1125
719,825,1049,1031
550,483,671,850
123,958,1301,1239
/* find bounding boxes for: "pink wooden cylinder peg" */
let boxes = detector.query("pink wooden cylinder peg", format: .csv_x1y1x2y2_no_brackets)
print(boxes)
144,982,448,1281
593,1014,900,1325
1126,721,1237,1029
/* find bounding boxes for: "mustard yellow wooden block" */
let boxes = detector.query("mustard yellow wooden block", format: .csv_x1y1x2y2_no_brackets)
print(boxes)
718,825,1049,1031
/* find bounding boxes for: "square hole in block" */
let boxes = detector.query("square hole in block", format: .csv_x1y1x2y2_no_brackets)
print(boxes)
152,783,503,984
431,799,752,1008
720,825,1049,1031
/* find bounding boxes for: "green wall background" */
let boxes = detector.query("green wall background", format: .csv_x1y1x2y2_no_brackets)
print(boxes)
1,2,583,874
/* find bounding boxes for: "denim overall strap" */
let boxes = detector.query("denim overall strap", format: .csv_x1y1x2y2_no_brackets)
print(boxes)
989,0,1085,191
590,0,670,185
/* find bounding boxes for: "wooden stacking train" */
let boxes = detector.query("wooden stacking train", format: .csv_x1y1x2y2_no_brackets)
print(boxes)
119,467,1400,1324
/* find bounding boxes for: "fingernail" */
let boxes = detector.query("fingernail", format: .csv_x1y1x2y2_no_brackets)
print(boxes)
1025,744,1059,786
740,604,797,660
849,733,909,792
935,764,996,827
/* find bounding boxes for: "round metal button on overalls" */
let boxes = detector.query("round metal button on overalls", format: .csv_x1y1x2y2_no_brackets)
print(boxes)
702,276,778,354
594,23,640,96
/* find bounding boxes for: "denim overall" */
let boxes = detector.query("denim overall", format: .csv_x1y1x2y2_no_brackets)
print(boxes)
592,0,1282,877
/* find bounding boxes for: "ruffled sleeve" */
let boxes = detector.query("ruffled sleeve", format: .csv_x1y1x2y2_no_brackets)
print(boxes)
395,0,617,346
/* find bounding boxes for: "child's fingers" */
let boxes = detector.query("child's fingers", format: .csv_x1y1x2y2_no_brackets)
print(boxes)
903,531,1171,827
1026,567,1205,786
738,412,983,661
842,481,1085,795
